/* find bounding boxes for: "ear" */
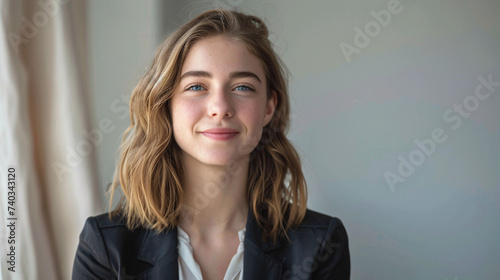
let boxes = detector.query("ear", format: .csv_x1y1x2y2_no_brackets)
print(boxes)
263,90,277,127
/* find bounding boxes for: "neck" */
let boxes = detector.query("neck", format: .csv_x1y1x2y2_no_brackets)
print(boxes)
178,153,249,238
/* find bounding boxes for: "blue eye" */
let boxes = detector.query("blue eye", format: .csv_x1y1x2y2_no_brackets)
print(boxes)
234,85,254,91
187,84,205,91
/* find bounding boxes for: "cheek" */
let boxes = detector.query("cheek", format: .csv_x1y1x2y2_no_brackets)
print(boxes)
241,102,268,128
171,100,199,141
172,100,199,124
237,105,267,151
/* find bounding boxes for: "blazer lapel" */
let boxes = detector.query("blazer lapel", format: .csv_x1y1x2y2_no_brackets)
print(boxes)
132,208,284,280
135,227,179,279
243,209,284,280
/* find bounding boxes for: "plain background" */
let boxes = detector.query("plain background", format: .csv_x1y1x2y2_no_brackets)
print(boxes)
89,0,500,279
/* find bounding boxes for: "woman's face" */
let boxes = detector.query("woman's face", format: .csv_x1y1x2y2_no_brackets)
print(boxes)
171,35,276,167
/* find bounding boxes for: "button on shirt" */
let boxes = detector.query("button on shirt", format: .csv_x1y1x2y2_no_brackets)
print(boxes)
177,226,246,280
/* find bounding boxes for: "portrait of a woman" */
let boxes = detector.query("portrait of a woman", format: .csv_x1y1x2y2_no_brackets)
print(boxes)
72,9,350,280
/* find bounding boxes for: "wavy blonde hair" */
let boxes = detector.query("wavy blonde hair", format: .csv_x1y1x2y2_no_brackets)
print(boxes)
109,9,307,243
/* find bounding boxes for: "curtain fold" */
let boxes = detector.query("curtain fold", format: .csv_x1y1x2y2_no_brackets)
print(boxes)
1,1,102,279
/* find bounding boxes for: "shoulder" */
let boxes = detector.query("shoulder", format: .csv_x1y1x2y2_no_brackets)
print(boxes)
78,212,149,255
299,208,346,229
293,208,349,242
78,212,138,246
80,212,127,232
272,208,350,279
73,212,152,279
287,208,349,245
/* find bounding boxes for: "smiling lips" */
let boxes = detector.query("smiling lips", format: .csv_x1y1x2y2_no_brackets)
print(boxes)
200,128,239,140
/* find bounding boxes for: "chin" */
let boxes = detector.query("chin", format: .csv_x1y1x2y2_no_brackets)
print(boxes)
199,151,249,167
200,156,240,167
181,147,250,168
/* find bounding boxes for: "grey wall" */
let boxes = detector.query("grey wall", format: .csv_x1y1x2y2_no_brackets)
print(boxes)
89,1,500,279
88,0,162,209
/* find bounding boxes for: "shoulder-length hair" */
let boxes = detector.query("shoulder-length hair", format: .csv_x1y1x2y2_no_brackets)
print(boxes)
109,9,307,243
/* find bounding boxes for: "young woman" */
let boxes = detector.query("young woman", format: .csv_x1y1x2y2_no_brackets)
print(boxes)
72,9,350,280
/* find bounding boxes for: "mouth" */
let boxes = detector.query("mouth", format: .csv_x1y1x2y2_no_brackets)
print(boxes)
200,128,239,140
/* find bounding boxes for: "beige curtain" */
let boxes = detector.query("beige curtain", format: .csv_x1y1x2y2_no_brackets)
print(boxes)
1,0,102,279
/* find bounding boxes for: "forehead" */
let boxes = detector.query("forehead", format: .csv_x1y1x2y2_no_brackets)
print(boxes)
181,36,266,80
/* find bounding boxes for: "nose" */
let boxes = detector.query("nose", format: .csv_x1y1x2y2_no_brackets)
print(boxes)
208,87,234,119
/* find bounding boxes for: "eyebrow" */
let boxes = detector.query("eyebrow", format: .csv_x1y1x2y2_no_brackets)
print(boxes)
179,70,262,83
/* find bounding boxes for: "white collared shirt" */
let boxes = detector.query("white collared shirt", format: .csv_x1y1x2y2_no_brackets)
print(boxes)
177,226,246,280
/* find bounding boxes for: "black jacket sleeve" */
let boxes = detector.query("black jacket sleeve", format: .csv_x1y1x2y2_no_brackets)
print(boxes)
72,217,116,280
312,217,350,279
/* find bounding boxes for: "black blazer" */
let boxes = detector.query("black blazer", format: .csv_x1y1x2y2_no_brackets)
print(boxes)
72,208,350,279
